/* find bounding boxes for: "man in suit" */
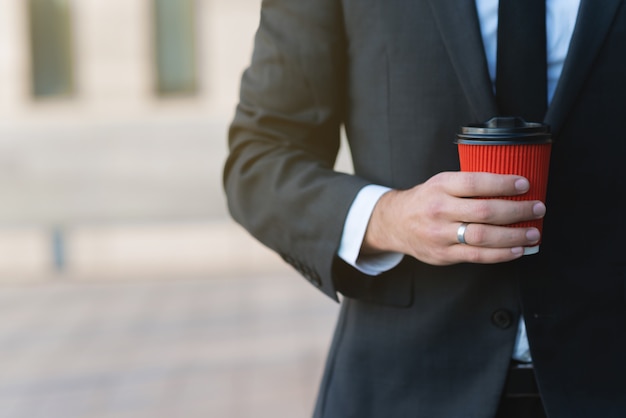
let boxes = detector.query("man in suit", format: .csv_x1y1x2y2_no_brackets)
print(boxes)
224,0,626,416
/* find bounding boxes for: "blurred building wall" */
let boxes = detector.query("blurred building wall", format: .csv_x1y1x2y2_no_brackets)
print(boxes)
0,0,297,282
0,0,261,121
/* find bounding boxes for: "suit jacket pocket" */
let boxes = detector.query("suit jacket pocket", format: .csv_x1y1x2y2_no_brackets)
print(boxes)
332,256,414,307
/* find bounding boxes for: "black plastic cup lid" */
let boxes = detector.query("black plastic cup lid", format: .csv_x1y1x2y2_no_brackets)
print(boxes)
456,117,551,145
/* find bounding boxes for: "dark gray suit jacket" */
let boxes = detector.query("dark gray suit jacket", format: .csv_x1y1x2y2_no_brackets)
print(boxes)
224,0,626,416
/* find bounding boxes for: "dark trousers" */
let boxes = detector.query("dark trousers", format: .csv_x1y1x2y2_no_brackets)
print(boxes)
495,363,547,418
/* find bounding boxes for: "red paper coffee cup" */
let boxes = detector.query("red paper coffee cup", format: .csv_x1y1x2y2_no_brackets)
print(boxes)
456,117,552,255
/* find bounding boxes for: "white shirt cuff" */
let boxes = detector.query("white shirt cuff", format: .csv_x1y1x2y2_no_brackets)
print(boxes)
338,185,404,276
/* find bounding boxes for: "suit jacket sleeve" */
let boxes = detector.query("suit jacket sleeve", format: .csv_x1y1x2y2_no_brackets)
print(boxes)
223,0,370,300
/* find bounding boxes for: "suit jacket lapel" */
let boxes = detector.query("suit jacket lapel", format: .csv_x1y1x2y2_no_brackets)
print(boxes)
427,0,623,133
427,0,497,122
545,0,623,136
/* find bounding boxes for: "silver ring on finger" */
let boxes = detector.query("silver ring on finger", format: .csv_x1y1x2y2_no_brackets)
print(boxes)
457,222,470,245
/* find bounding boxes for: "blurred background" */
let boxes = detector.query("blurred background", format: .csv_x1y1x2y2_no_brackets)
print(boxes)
0,0,349,416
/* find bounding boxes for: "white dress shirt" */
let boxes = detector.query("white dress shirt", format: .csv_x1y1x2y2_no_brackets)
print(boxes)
338,0,581,363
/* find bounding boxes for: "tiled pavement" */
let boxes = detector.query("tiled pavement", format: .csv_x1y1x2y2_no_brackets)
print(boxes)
0,99,353,418
0,273,339,418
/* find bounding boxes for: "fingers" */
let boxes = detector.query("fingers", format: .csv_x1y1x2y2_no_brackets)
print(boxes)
455,197,546,226
447,244,527,265
453,222,541,248
418,172,544,227
443,220,542,264
433,171,530,198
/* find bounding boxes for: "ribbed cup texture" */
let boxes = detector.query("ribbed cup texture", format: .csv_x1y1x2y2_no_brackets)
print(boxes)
458,143,551,232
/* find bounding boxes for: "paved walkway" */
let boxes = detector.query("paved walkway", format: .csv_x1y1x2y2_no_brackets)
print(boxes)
0,273,339,418
0,96,351,418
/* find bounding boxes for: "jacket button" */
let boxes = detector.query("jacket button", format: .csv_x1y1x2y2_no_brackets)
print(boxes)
491,309,513,329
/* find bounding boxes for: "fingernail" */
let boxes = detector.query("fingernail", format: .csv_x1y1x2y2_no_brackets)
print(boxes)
511,247,524,256
533,202,546,217
515,178,530,193
526,228,541,243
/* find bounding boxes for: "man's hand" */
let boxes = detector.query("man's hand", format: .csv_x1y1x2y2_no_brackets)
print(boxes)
362,172,546,265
